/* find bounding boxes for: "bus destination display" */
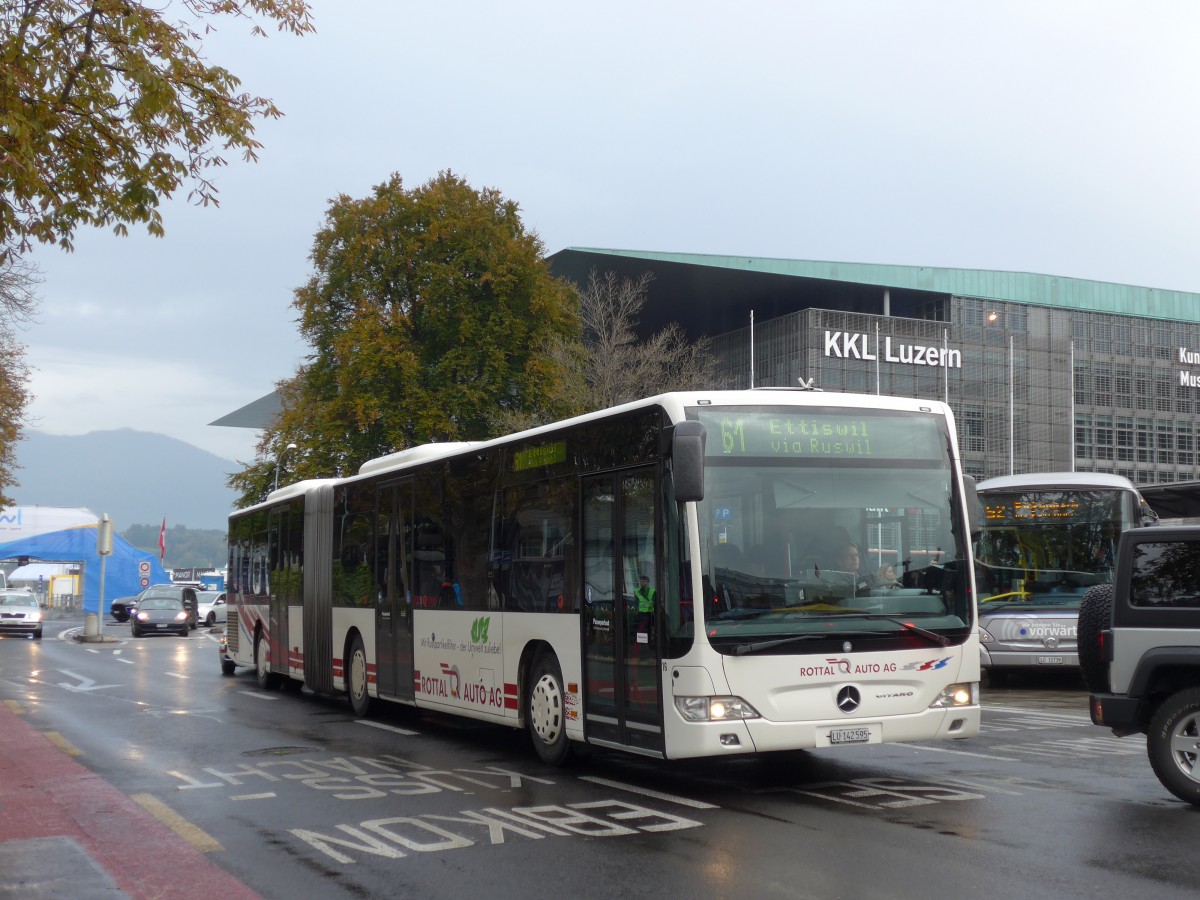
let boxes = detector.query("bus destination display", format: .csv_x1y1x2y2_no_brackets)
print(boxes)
694,409,945,461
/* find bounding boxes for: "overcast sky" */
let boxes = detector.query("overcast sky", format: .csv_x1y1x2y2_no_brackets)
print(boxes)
21,1,1200,464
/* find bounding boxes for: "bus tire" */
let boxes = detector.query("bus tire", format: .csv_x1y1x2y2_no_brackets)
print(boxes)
1077,583,1113,693
1147,688,1200,806
221,660,237,676
255,633,280,691
347,635,371,717
527,652,570,766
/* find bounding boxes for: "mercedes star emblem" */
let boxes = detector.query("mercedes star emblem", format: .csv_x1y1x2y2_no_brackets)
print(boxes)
837,685,861,713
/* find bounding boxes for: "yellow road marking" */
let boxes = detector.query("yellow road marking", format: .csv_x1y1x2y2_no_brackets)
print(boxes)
3,699,24,714
44,732,82,756
130,794,223,853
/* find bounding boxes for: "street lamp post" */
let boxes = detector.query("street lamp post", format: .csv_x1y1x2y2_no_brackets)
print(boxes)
273,442,298,492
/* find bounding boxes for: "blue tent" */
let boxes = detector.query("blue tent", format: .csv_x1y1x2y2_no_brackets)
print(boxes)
0,507,170,614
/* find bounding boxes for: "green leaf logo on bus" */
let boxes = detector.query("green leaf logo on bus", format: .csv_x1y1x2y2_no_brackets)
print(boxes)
471,617,490,644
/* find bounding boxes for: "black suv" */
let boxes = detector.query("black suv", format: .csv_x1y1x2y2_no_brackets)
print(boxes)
1079,526,1200,806
122,584,199,631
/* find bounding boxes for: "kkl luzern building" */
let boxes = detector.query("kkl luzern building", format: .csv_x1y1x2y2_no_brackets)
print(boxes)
549,249,1200,485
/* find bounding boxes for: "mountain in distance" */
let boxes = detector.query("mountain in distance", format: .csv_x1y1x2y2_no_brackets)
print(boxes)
11,429,242,532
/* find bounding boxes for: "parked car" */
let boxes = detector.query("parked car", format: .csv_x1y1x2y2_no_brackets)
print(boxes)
0,590,43,639
131,584,199,630
111,591,143,623
130,595,189,638
195,590,227,627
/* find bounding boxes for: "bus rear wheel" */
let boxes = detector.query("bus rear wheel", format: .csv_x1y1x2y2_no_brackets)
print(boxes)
527,652,570,766
255,633,280,690
347,635,370,717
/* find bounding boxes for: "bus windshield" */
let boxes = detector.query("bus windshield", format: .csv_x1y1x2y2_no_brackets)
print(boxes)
975,488,1128,610
690,407,972,649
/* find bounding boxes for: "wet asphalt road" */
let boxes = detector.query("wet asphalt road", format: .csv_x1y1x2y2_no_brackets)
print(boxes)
2,615,1197,900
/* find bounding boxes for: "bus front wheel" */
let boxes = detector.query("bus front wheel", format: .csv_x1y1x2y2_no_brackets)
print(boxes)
527,652,570,766
347,636,371,717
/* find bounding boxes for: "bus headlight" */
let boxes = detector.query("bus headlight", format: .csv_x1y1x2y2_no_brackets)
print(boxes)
674,696,761,722
929,682,978,708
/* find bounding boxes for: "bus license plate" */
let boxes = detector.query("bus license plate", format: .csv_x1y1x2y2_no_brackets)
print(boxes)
1037,656,1064,665
829,727,871,745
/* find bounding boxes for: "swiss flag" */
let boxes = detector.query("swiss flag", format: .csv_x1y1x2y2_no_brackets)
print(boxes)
158,517,167,562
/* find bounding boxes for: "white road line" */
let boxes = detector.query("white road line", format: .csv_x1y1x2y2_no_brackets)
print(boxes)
238,691,279,701
901,743,1019,761
231,793,277,801
579,775,719,809
165,672,188,680
115,658,135,665
984,704,1092,721
356,720,420,736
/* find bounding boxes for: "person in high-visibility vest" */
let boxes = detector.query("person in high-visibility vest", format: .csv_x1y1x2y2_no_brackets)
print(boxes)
634,574,655,634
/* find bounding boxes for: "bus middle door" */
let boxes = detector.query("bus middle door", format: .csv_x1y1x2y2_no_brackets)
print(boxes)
582,467,663,755
375,479,415,701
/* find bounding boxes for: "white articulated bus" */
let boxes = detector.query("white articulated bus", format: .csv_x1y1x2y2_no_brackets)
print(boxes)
221,390,981,763
975,471,1157,684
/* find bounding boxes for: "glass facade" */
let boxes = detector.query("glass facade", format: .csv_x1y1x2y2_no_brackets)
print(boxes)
713,297,1200,486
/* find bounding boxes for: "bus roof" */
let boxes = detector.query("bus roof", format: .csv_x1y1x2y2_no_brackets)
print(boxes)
977,472,1138,493
236,389,960,512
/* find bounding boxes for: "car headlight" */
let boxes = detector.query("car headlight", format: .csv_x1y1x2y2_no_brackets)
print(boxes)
136,611,149,621
674,696,761,722
928,682,978,708
27,610,43,622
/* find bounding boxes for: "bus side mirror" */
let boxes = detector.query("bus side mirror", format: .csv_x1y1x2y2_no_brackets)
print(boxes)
963,475,981,538
671,422,706,503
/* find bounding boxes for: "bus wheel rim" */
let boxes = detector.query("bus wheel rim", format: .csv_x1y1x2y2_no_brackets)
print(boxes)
531,673,563,743
352,650,366,701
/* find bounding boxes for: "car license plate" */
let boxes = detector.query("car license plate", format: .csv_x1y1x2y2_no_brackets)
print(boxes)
156,623,170,629
1037,655,1064,665
829,727,871,745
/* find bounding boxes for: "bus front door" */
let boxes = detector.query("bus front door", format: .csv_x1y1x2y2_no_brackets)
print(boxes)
582,468,664,755
375,479,415,701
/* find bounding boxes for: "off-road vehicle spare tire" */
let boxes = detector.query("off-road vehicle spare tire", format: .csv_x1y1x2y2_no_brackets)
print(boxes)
1077,583,1113,694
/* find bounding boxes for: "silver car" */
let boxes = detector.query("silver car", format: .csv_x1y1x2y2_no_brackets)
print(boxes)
0,590,44,640
195,590,228,627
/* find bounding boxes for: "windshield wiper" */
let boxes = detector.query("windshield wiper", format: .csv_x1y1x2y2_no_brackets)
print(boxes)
857,614,951,647
732,634,829,655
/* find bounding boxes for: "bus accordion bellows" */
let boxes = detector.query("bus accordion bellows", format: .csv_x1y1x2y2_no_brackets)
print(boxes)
974,471,1158,685
221,390,981,763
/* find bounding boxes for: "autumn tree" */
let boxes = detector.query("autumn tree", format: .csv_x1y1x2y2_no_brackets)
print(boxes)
0,0,314,260
0,257,35,505
228,171,581,505
0,0,312,501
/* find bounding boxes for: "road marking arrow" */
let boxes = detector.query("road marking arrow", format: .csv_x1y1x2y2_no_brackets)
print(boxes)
57,669,120,692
